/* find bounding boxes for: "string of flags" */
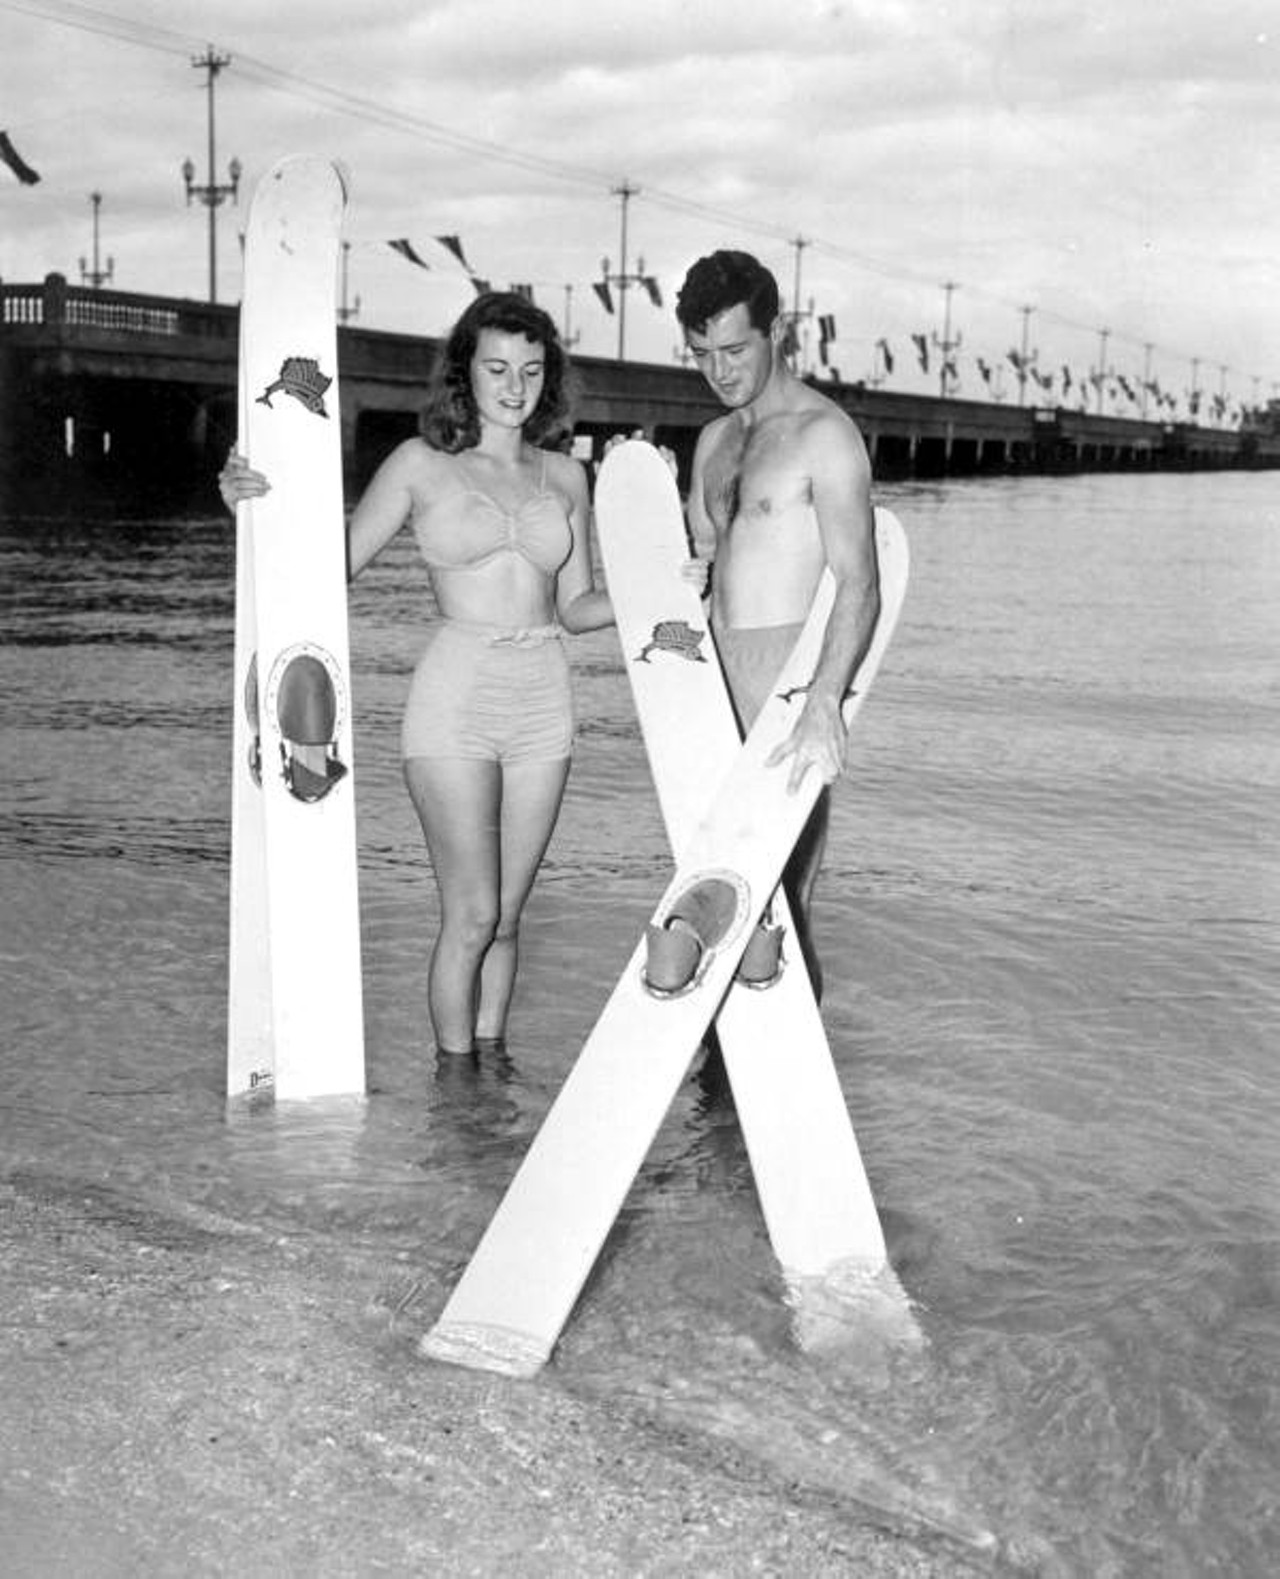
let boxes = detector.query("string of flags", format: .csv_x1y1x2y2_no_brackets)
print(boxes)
0,129,40,185
841,330,1230,417
2,139,1241,419
591,274,663,316
384,233,492,293
372,254,1235,417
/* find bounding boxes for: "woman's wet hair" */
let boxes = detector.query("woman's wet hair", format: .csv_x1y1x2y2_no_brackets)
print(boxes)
421,291,574,452
675,251,780,336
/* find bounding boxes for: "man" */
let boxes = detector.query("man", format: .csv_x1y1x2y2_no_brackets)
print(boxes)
676,249,880,992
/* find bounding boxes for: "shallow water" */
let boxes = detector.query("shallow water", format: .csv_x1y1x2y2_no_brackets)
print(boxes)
2,469,1278,1572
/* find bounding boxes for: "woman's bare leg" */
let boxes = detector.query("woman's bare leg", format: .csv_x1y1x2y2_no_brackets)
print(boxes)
403,757,503,1053
474,756,571,1044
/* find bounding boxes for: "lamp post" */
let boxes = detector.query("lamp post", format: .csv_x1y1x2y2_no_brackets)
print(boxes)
561,283,579,349
787,236,811,373
79,191,113,288
337,240,361,324
182,47,241,304
933,282,961,398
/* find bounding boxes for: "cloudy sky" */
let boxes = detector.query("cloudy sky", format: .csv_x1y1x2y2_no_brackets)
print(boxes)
2,0,1276,415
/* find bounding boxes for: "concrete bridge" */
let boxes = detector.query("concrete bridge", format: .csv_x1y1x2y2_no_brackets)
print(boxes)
1,273,1271,515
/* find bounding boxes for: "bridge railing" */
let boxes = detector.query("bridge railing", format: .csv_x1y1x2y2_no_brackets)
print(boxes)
1,274,236,340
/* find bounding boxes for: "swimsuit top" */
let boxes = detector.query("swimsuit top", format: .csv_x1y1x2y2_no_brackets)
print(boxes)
411,451,572,577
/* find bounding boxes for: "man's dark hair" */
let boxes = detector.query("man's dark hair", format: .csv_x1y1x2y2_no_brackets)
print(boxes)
421,290,574,452
675,250,780,336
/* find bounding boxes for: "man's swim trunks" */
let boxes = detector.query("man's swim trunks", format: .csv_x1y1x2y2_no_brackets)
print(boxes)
711,619,805,733
401,619,572,763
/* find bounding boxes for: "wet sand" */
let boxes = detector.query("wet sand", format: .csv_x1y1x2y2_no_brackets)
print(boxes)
0,1172,985,1577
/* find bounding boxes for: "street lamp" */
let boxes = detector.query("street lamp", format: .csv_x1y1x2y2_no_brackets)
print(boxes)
181,47,241,303
79,191,113,289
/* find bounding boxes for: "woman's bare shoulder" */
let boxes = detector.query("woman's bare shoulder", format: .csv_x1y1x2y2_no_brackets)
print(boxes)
542,447,589,497
375,435,461,493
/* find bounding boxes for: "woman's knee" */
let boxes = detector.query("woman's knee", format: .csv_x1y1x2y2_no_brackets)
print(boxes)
440,901,501,955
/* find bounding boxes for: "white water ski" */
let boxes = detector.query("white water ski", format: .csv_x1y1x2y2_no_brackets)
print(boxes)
421,504,907,1376
592,440,908,1321
227,156,364,1102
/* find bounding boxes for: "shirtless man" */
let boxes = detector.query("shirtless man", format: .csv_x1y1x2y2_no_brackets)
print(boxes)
676,250,880,990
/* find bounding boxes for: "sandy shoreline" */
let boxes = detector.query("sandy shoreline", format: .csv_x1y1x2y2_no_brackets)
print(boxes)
0,1170,992,1577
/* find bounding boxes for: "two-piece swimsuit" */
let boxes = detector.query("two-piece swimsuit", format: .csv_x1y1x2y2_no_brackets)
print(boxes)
401,450,575,763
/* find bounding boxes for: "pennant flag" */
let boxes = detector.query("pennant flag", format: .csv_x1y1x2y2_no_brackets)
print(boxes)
876,337,894,373
510,282,534,302
593,280,614,315
1061,365,1073,396
388,238,431,270
435,234,472,271
469,276,492,296
977,357,992,385
642,275,663,309
911,332,929,373
818,313,837,343
818,338,829,367
0,130,40,185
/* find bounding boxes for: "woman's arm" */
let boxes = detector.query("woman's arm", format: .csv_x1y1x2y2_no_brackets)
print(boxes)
346,439,425,580
554,455,614,633
219,439,419,585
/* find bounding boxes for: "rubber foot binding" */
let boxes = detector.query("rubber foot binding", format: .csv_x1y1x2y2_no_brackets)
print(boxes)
736,918,785,989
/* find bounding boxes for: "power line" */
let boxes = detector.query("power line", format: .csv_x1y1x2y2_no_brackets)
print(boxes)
2,0,1270,385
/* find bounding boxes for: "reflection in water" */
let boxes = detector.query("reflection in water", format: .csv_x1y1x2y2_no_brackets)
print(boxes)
3,472,1280,1571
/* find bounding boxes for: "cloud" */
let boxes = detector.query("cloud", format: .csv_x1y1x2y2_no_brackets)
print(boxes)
0,0,1274,385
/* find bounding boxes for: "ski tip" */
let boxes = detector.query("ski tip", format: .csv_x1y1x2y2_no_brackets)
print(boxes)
419,1319,550,1379
258,153,350,209
872,506,909,574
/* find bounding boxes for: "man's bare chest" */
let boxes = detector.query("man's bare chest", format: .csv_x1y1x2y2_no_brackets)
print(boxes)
704,426,811,532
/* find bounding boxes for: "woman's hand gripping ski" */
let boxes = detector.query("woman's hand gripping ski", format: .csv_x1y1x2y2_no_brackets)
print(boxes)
218,450,271,513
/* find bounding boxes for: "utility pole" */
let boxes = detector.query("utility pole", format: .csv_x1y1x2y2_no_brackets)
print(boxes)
562,283,579,349
1016,304,1035,405
787,236,812,373
181,46,241,304
933,282,961,398
1094,328,1110,414
337,241,360,324
615,180,635,360
1141,342,1153,419
79,191,113,288
599,180,660,361
1190,357,1201,422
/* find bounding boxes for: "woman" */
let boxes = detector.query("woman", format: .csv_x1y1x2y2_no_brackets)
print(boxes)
222,292,612,1057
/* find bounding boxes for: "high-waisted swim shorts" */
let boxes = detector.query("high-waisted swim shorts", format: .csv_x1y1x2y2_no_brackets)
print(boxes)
401,620,573,763
711,620,804,732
